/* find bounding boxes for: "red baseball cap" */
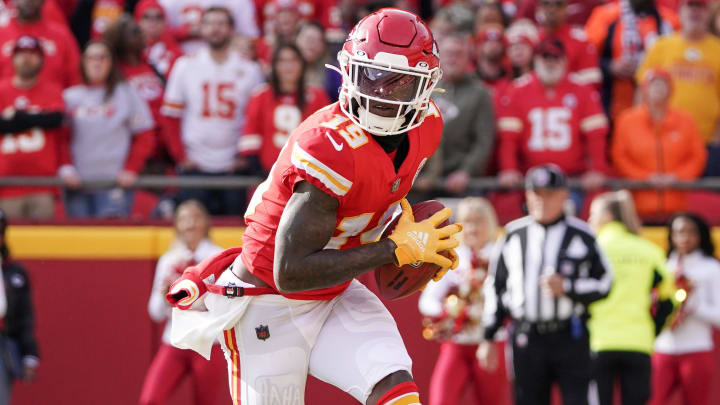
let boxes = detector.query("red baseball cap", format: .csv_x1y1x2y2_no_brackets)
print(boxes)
133,0,165,21
12,35,43,56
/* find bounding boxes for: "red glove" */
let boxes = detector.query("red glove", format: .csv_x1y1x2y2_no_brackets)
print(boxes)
166,247,242,310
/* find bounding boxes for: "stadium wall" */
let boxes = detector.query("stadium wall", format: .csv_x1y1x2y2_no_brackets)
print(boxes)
5,225,719,405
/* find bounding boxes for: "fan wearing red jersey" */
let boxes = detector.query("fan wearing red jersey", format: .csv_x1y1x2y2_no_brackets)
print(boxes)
239,43,330,174
166,9,462,405
497,37,609,192
0,35,67,219
0,0,81,89
536,0,601,87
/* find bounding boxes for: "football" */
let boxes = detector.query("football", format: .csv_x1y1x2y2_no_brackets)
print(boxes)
374,200,451,300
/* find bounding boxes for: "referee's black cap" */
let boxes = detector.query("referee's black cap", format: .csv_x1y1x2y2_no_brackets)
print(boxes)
525,164,567,190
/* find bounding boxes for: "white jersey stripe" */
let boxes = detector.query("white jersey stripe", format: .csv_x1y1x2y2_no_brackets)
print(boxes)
291,143,353,196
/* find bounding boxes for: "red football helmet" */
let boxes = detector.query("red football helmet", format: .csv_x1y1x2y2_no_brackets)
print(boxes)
334,8,441,136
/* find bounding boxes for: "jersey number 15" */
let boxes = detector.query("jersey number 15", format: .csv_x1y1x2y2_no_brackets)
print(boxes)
201,82,236,119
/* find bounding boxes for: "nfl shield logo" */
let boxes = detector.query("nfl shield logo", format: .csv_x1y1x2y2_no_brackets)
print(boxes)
255,325,270,341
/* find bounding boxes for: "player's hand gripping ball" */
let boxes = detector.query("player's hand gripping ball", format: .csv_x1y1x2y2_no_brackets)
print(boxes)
376,200,461,300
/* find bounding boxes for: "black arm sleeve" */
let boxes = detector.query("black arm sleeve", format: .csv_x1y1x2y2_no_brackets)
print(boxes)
0,111,65,133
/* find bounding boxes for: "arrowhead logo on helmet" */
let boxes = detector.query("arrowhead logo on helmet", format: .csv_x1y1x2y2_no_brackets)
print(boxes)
328,8,443,137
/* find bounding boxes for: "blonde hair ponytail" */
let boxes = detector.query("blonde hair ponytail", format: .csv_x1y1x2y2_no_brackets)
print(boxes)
594,190,642,234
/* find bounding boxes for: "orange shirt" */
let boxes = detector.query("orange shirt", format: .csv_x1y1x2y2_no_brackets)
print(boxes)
611,105,706,218
585,3,679,119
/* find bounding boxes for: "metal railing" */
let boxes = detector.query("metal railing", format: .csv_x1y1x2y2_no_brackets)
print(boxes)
0,176,719,191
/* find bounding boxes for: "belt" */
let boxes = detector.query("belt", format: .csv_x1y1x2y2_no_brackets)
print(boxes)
206,284,279,298
206,263,279,298
516,319,572,335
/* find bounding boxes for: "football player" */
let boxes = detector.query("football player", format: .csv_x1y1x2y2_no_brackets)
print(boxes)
166,8,462,405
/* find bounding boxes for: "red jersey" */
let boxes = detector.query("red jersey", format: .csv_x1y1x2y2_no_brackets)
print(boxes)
0,17,82,89
0,78,67,197
120,62,164,121
241,101,443,300
239,84,330,172
540,24,601,87
496,73,609,175
143,33,183,80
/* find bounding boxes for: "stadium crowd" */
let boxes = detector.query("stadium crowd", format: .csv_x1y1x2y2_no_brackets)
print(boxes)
0,0,719,405
0,0,717,223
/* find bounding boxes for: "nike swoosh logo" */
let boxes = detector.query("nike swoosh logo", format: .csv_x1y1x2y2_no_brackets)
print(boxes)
325,132,343,151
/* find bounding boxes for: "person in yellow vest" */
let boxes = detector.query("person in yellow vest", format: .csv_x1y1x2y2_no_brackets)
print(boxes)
637,0,720,176
587,190,676,405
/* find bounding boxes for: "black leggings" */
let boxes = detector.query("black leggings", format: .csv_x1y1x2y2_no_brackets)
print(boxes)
592,350,651,405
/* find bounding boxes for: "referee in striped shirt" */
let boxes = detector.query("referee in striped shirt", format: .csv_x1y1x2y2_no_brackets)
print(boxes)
478,164,613,405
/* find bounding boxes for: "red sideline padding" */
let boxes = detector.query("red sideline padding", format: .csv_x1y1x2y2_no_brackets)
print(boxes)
9,260,720,405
